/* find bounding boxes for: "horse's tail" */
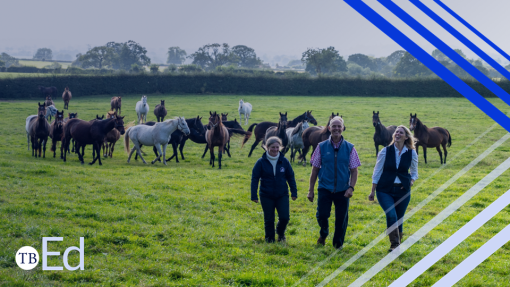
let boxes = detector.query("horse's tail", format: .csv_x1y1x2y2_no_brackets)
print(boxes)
27,132,30,150
446,129,452,147
229,128,251,137
241,123,257,148
124,128,131,153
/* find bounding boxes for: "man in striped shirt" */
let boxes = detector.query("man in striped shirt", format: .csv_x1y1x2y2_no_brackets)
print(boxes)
307,116,361,249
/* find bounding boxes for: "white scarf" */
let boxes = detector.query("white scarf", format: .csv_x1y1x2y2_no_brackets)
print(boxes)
266,151,280,175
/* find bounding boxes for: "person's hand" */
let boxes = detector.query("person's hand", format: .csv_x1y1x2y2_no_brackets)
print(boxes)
252,199,258,203
291,197,297,201
368,192,375,201
307,190,314,202
411,180,415,187
344,187,354,198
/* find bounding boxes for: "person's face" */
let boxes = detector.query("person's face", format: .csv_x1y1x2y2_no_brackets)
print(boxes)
328,120,343,138
268,142,280,157
394,127,408,144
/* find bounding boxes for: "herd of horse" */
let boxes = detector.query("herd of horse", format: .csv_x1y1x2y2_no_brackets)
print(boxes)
25,91,453,168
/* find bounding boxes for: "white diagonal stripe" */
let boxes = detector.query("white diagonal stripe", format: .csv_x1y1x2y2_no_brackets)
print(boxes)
314,131,510,287
390,188,510,286
432,223,510,287
347,156,510,287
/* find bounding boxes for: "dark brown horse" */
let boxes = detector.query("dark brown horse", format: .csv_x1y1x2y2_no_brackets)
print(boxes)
221,113,228,122
50,110,65,158
102,112,121,158
299,113,344,165
206,111,229,169
409,113,452,164
242,110,317,157
38,86,57,97
110,96,122,114
154,100,168,122
45,96,54,107
62,87,72,110
28,103,51,158
62,113,78,154
263,112,288,153
373,111,397,156
62,113,125,165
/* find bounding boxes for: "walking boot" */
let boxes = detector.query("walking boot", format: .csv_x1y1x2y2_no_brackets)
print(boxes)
399,231,404,244
388,229,400,252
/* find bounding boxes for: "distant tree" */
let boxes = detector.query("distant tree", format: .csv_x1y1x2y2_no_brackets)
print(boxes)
288,59,304,67
188,43,232,71
393,52,433,77
179,64,204,73
348,53,376,70
432,48,467,63
302,47,347,75
149,64,160,73
386,50,406,66
0,59,4,68
0,52,19,67
78,46,114,69
231,45,262,68
33,48,53,61
106,40,151,70
167,47,187,64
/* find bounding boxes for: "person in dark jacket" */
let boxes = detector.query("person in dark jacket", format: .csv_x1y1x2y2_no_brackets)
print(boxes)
369,125,418,252
251,136,298,243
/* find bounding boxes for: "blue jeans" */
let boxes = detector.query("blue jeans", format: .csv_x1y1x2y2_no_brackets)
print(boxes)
376,187,411,234
260,195,290,242
316,188,350,247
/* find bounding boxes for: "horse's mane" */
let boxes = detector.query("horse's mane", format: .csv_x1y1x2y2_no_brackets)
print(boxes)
291,122,303,137
319,119,331,135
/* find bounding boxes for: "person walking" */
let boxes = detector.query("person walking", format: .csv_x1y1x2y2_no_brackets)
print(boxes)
307,117,361,249
251,136,297,243
369,125,418,252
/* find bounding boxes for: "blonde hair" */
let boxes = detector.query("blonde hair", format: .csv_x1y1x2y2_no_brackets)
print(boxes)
265,136,282,150
329,116,344,128
390,125,415,150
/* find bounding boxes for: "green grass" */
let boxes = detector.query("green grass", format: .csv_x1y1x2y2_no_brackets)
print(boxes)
0,73,59,78
18,60,71,69
1,95,510,286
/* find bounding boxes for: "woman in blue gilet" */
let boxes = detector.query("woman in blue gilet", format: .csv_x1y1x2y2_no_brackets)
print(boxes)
369,125,418,252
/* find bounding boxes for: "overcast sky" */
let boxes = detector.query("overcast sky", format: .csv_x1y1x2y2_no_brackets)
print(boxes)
1,0,509,63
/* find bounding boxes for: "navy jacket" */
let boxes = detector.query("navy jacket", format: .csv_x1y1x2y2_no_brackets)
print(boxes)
251,152,298,200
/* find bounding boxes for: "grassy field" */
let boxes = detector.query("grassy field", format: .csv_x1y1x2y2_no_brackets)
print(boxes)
18,60,71,69
0,73,58,79
1,94,510,286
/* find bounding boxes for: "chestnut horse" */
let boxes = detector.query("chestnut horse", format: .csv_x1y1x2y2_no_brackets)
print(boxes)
206,111,229,169
103,112,121,158
110,96,122,114
241,110,318,157
299,113,344,165
49,110,65,158
373,111,397,156
409,113,452,164
154,100,167,122
62,87,72,110
27,103,51,158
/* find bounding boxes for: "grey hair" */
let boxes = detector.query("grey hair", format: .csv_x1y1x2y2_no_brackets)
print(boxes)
265,136,282,150
329,116,344,127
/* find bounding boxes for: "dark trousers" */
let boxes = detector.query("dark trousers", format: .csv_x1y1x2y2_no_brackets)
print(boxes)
376,187,411,234
260,195,290,242
316,188,350,247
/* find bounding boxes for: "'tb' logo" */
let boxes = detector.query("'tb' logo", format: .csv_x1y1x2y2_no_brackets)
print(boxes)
16,246,39,270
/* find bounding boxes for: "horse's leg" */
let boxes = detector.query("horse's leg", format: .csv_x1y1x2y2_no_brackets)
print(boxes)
375,144,379,157
152,143,162,164
135,143,147,164
226,140,231,158
152,146,161,162
162,143,168,165
127,145,137,163
423,146,427,164
210,145,215,167
218,146,223,169
135,144,144,160
202,144,209,159
179,140,186,160
172,142,179,163
90,143,99,165
434,146,441,164
109,142,114,158
42,137,47,158
248,139,261,157
443,142,448,164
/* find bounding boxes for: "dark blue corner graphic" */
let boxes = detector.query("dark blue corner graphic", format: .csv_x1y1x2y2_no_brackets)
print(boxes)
411,0,510,81
434,0,510,62
342,0,510,132
378,0,510,107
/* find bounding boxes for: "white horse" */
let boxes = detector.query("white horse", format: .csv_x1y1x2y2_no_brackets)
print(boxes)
238,99,252,125
286,120,310,165
124,117,190,165
135,95,150,124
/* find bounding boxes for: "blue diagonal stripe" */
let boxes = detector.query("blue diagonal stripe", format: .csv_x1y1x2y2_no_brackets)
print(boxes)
411,0,510,81
342,0,510,132
434,0,510,62
378,0,510,106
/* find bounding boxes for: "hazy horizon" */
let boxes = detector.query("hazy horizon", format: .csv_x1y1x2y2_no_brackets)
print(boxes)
2,0,509,65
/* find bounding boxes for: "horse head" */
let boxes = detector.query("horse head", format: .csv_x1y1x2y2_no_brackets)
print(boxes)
306,110,318,125
193,116,205,134
37,102,46,119
373,111,380,127
55,110,64,127
112,113,125,135
96,114,105,120
209,111,221,128
68,112,78,119
65,86,69,91
178,117,190,136
409,113,418,131
107,111,115,119
160,100,165,106
221,113,228,122
142,95,147,107
279,112,288,129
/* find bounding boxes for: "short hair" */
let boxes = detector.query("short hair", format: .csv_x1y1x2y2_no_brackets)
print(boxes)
390,125,416,150
265,136,282,150
329,116,344,128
